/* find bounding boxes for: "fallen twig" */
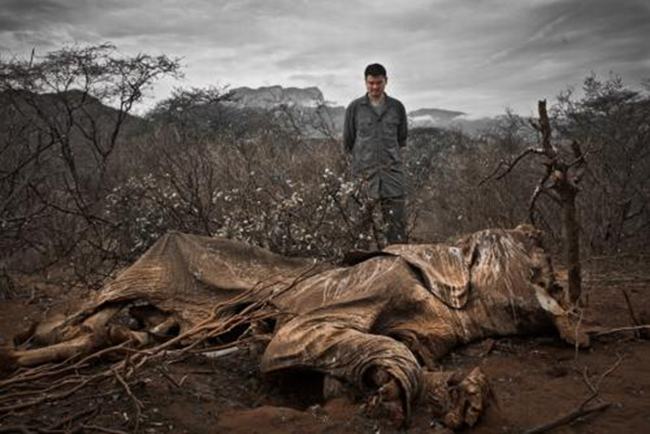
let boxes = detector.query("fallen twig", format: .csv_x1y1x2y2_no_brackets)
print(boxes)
0,375,98,413
594,324,650,337
580,353,624,408
523,402,611,434
525,354,623,433
156,366,181,389
0,425,35,434
111,368,143,432
46,406,97,431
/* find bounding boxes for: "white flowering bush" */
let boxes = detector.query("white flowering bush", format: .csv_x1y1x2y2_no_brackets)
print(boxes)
103,173,176,258
209,167,382,258
103,135,390,262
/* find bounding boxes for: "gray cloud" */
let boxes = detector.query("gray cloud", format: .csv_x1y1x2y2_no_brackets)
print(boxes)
0,0,648,116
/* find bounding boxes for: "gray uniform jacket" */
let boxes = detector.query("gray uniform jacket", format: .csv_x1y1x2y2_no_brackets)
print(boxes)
343,93,408,199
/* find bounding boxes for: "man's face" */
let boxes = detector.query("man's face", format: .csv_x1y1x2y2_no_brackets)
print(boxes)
365,74,387,98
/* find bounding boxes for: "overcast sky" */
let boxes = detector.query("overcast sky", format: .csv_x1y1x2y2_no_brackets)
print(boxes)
1,0,648,117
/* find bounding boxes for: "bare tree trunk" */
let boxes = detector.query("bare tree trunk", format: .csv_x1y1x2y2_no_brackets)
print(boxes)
483,100,586,305
561,188,581,303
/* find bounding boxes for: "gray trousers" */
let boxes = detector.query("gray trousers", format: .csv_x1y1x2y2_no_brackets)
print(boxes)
379,196,407,245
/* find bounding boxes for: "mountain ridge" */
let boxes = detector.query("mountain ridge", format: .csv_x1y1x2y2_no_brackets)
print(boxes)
228,84,490,133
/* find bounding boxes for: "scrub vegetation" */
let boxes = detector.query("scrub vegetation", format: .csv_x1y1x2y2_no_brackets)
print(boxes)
1,44,649,434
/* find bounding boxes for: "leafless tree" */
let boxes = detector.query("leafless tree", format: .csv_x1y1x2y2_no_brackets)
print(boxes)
0,43,181,276
555,75,650,254
482,100,586,304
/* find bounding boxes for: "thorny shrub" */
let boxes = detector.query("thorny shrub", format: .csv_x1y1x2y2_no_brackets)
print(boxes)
104,130,401,263
105,167,389,260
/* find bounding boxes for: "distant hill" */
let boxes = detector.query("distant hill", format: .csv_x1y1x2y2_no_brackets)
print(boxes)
0,89,144,134
227,85,340,137
0,89,145,177
225,85,499,136
409,108,466,128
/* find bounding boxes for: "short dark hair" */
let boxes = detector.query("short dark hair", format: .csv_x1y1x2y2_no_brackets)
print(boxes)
364,63,387,79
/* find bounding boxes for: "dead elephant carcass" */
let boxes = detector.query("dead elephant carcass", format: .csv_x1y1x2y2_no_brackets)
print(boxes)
1,225,584,429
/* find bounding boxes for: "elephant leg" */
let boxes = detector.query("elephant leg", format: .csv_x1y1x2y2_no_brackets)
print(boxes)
422,367,490,430
363,365,408,427
323,375,355,401
262,320,422,427
9,333,101,367
2,306,124,371
80,306,122,332
108,325,153,346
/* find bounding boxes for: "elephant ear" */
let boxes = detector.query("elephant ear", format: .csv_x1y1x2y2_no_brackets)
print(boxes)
383,244,473,309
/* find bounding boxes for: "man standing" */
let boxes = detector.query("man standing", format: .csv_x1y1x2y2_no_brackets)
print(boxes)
343,63,408,244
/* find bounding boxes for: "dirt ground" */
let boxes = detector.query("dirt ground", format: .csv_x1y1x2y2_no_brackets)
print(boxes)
0,255,649,433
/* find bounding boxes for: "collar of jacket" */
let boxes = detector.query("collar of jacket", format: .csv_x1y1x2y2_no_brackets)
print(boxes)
361,93,393,119
360,92,390,106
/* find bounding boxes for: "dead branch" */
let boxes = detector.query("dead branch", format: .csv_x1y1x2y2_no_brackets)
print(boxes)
537,99,557,159
482,99,587,303
580,353,624,408
111,367,143,431
478,147,545,186
0,375,98,413
156,365,181,389
525,354,623,433
593,324,650,337
595,354,623,387
46,407,97,431
523,402,610,434
0,426,35,434
528,165,552,224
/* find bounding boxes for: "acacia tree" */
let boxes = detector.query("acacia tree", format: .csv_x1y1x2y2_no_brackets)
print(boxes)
0,43,181,277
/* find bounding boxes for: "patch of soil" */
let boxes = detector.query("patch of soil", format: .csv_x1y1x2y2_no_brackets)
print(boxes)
1,256,649,433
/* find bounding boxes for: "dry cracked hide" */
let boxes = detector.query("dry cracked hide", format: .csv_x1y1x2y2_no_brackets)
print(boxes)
2,225,585,430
